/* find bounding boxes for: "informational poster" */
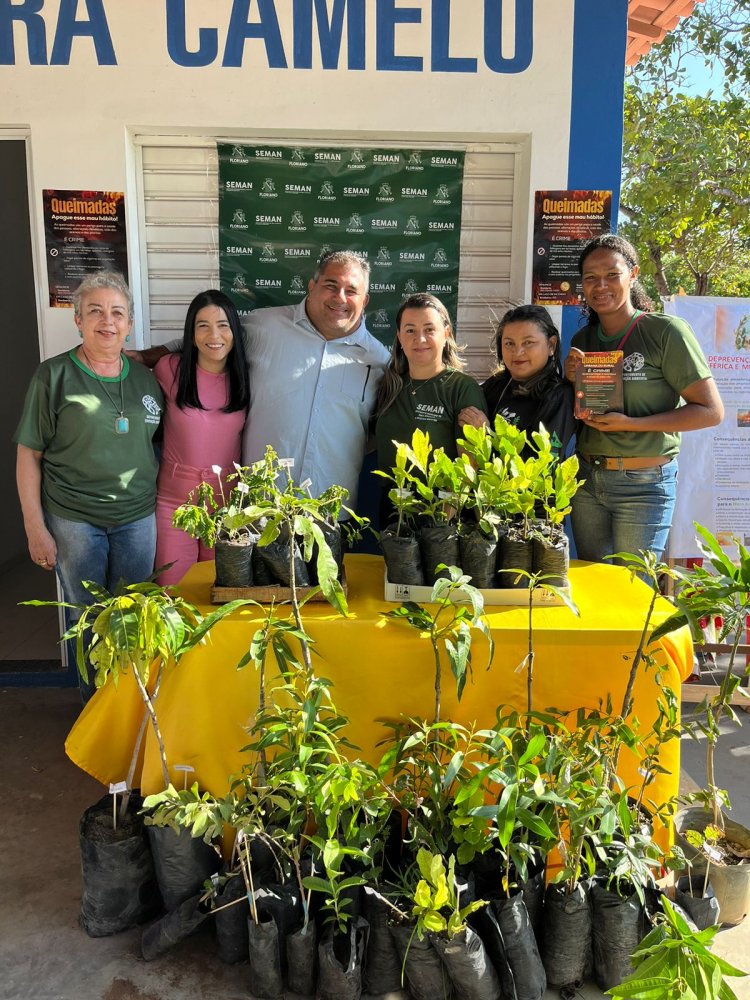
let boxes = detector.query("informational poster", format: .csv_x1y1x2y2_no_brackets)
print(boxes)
665,296,750,557
218,143,465,343
532,190,612,306
43,190,128,307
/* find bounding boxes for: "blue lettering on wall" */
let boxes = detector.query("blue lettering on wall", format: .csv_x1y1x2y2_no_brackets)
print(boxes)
484,0,533,74
50,0,116,65
376,0,422,72
0,0,536,73
432,0,476,73
166,0,218,67
223,0,287,68
293,0,365,70
0,0,46,65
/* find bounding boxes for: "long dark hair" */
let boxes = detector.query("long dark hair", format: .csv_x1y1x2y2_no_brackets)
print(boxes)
493,304,562,377
578,234,654,325
175,290,249,412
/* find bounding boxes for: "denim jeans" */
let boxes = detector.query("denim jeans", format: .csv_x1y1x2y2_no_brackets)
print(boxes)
44,511,157,702
570,457,678,565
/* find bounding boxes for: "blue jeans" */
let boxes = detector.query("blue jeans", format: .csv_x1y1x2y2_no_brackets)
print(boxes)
570,457,678,565
45,511,156,702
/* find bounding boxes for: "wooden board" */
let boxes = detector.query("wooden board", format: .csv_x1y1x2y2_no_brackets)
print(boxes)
210,568,347,605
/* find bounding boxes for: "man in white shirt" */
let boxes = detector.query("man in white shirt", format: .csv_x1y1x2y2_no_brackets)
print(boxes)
137,251,390,509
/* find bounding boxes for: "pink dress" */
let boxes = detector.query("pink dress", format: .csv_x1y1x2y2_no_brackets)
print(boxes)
154,354,246,585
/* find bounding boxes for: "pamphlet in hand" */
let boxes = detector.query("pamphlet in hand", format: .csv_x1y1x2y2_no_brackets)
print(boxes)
574,351,624,419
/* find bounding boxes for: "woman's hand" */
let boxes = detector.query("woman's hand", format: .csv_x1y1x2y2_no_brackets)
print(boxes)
581,411,635,432
458,406,490,429
564,348,584,383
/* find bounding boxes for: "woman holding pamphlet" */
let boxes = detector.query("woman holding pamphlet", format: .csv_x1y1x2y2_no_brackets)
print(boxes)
563,234,723,563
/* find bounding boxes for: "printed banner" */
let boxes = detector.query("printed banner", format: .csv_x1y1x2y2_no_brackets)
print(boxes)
532,190,612,306
665,296,750,557
43,190,128,307
218,143,465,343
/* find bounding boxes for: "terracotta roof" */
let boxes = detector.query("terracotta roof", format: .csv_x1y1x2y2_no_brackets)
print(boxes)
627,0,705,64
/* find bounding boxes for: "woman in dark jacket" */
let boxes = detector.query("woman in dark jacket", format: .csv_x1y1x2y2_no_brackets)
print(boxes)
459,304,576,458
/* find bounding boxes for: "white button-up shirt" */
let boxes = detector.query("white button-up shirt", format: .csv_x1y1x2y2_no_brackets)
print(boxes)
241,300,389,508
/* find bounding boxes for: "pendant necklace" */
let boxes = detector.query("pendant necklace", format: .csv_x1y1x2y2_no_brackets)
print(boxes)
81,348,129,434
407,368,447,395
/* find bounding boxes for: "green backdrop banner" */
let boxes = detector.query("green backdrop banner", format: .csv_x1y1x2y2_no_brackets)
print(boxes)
218,143,465,344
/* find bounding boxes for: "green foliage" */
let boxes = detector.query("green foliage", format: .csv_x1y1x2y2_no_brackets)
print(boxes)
621,87,750,298
650,523,750,828
622,0,750,299
383,564,494,721
606,897,747,1000
411,848,486,939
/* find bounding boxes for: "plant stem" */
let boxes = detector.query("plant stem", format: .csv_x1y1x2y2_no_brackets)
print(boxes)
526,585,534,727
620,587,659,720
119,708,150,823
431,635,442,723
131,657,170,791
287,518,313,677
707,626,743,830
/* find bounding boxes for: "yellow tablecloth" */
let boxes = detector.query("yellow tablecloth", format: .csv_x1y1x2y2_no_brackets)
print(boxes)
66,555,692,816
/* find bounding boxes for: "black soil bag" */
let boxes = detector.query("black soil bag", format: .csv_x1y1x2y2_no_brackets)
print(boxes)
254,882,302,976
531,531,569,588
496,534,533,589
541,881,592,990
420,523,461,584
432,926,502,1000
214,537,255,587
459,527,499,589
470,897,547,1000
214,870,249,964
380,526,425,586
674,874,721,930
590,880,645,991
286,919,318,997
317,918,368,1000
389,922,454,1000
247,915,284,1000
141,891,210,960
79,794,160,937
362,887,403,995
257,539,310,587
146,824,219,912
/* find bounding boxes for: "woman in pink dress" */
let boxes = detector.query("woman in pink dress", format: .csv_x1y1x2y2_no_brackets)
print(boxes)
154,290,249,584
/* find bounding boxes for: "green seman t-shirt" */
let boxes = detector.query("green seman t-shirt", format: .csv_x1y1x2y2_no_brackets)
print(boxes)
375,367,486,474
14,350,163,526
571,313,712,459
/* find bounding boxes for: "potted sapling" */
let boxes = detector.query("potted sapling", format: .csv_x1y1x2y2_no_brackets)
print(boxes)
172,458,272,587
375,437,426,585
651,524,750,926
529,429,581,587
26,580,247,937
454,424,508,588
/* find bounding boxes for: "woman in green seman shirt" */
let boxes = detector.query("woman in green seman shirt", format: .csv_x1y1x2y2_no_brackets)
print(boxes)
563,235,723,564
374,292,487,524
14,272,163,700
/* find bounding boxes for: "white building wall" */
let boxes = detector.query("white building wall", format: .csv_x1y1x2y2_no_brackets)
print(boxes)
1,0,576,358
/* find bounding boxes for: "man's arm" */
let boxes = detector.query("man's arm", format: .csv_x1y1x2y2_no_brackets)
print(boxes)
16,444,57,568
126,345,170,368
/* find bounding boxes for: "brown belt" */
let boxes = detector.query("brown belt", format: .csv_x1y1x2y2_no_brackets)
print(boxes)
579,454,671,471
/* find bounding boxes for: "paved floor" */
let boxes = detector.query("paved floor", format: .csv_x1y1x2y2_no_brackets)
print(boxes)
1,687,748,1000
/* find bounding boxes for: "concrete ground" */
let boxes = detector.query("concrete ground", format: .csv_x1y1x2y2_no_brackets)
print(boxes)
1,686,749,1000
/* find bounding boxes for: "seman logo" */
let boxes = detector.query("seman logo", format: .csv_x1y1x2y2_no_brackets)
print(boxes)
623,352,645,373
142,395,161,417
